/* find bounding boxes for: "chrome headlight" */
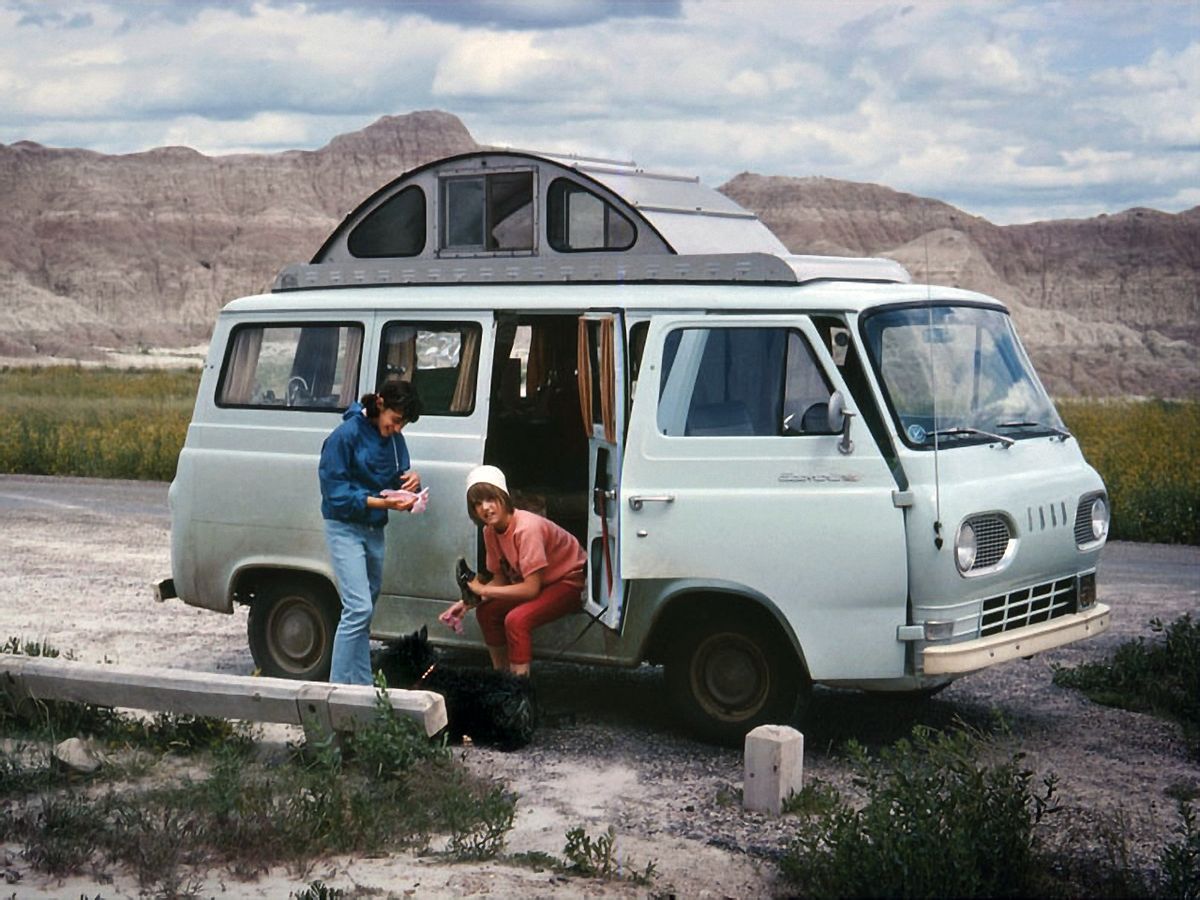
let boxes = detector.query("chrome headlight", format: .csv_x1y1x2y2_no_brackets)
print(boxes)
955,521,977,573
1090,497,1109,542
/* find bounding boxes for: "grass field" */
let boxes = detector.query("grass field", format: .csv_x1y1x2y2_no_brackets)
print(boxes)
1,367,1196,544
1059,399,1199,545
0,367,199,483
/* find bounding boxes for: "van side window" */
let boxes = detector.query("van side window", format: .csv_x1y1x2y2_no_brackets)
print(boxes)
217,323,363,410
347,186,426,258
657,327,833,436
547,178,636,251
377,322,481,416
441,171,534,253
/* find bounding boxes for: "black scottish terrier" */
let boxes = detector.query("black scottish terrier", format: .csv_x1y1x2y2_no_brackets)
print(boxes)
374,626,536,751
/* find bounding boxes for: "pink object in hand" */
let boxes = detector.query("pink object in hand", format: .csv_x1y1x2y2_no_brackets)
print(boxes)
438,607,464,634
382,487,430,513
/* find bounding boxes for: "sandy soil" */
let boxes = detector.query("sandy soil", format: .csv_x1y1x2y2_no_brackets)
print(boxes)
2,474,1197,898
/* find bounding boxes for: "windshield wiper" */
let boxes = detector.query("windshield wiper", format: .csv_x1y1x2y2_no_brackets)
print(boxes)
996,420,1072,441
928,426,1015,447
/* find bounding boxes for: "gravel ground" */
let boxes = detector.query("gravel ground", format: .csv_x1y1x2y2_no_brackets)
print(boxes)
2,474,1197,897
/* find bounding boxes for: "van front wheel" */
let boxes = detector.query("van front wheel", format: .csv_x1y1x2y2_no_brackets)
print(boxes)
665,615,801,745
247,579,339,681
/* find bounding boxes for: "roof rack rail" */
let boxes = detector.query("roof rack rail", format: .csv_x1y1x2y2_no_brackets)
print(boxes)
273,252,909,292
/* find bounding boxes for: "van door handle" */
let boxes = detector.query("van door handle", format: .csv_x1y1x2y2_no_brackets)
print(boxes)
628,494,675,511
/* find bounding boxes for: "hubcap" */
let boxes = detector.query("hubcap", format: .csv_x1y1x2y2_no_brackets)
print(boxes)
269,596,325,672
691,632,770,722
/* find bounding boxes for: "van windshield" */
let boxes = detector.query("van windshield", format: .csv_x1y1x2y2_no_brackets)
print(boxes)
861,304,1064,448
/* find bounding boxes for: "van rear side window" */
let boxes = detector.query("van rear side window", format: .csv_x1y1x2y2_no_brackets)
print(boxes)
547,178,636,252
377,321,481,416
657,327,833,436
217,323,363,410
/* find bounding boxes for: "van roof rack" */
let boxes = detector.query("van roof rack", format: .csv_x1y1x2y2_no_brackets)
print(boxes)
272,150,911,291
273,252,910,291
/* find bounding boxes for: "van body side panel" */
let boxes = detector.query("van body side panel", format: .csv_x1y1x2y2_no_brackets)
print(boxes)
373,313,495,614
172,318,344,612
620,314,910,681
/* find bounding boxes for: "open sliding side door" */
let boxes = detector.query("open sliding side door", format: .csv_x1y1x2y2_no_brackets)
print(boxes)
577,312,626,629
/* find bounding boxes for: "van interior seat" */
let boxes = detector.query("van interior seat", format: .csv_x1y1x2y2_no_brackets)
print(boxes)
686,402,754,436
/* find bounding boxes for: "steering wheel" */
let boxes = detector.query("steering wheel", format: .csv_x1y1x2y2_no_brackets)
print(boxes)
285,375,310,407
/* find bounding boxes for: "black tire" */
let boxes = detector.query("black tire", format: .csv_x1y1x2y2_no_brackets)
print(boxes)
247,577,340,680
665,612,803,745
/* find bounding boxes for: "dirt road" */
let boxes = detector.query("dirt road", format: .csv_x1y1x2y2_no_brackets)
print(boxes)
2,474,1197,897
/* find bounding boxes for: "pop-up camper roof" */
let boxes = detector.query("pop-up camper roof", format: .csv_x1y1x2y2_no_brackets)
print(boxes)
273,150,909,290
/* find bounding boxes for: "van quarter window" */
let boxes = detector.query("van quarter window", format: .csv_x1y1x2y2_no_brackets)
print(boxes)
347,186,426,258
658,327,834,437
547,178,636,252
377,322,482,416
217,323,363,410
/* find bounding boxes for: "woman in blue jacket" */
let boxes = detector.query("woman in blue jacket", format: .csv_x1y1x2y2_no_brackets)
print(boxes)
318,381,422,684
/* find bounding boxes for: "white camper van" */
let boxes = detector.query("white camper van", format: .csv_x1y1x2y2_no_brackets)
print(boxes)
159,150,1111,741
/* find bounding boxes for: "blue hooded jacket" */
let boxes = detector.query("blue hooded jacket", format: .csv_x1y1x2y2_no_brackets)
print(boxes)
318,402,410,526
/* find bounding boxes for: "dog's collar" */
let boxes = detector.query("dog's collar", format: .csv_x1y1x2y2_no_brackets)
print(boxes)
416,662,437,685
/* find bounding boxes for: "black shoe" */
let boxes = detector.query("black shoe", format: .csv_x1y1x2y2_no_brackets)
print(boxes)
456,558,480,605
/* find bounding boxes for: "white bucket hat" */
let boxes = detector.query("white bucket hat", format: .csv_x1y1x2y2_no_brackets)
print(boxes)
466,464,508,495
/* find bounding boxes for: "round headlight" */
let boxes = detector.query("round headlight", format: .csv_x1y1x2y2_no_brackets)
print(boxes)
955,522,977,573
1090,497,1109,541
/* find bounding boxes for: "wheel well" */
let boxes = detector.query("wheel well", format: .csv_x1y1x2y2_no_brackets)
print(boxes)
232,567,338,609
642,590,809,678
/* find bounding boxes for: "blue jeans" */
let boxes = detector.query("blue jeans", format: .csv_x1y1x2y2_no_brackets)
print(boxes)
324,519,386,685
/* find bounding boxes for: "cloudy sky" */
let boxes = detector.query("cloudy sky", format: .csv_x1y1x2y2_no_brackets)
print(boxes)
1,0,1197,223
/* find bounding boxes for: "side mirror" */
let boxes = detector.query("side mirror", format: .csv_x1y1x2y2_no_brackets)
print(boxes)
827,390,857,455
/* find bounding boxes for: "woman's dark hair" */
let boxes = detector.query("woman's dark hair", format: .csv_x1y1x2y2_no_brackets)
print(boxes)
466,482,514,526
362,380,422,423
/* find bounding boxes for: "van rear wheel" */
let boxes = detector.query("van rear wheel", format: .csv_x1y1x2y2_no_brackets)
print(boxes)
247,578,339,681
665,614,801,745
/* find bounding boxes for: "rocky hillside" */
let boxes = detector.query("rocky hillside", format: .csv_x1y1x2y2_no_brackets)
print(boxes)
1,110,1195,397
0,110,477,357
722,174,1198,398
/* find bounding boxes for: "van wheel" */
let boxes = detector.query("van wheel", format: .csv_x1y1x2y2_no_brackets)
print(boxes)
665,615,801,745
247,579,339,681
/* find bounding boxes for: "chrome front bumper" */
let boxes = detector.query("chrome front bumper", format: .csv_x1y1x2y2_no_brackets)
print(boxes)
922,603,1111,676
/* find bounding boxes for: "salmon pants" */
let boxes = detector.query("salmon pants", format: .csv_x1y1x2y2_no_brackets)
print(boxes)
476,580,583,665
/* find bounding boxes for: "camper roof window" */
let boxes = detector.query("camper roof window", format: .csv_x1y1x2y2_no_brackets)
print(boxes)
547,178,636,252
347,186,426,258
441,171,534,254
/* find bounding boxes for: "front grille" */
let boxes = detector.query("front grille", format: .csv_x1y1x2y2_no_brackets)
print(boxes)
967,514,1011,571
980,576,1077,636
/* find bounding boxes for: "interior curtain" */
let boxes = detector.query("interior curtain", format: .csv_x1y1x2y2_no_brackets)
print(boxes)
337,327,363,406
576,317,593,439
526,325,548,396
223,328,263,403
450,327,480,413
599,317,616,444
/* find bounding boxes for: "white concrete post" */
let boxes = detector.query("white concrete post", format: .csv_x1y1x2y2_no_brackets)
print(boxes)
743,724,804,816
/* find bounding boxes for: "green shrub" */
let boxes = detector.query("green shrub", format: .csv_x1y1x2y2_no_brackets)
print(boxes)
779,725,1057,899
1,688,519,893
1162,801,1200,900
562,824,657,884
1053,614,1200,734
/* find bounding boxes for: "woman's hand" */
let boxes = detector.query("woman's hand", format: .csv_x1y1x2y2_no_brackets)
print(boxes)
466,576,488,599
384,493,417,511
399,470,421,492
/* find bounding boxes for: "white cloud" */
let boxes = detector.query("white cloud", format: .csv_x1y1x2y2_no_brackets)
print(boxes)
0,0,1196,223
